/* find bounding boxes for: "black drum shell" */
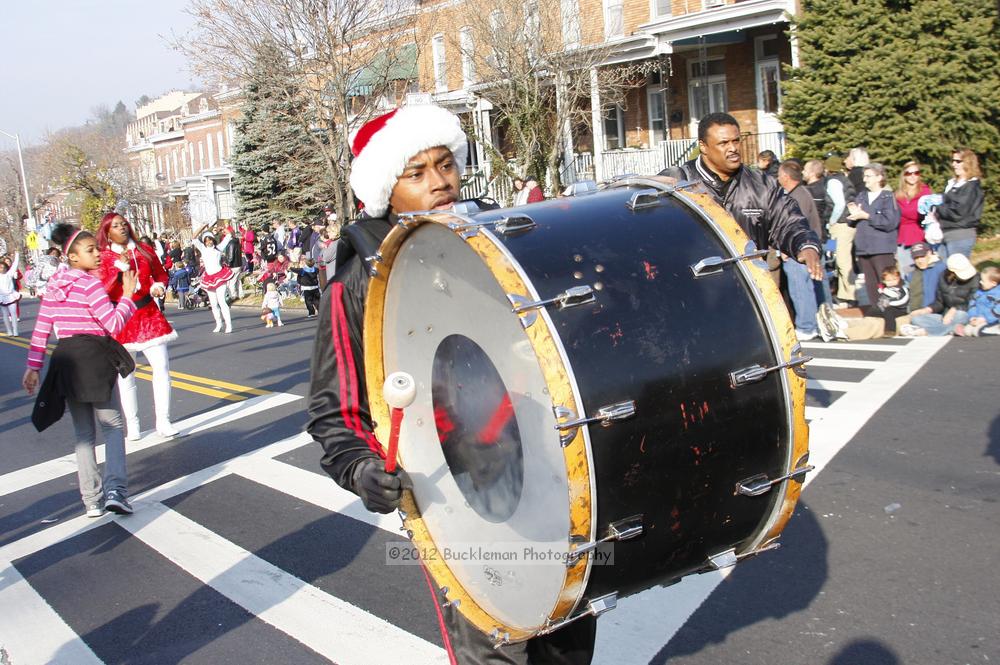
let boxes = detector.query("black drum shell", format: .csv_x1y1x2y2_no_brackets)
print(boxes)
470,190,788,599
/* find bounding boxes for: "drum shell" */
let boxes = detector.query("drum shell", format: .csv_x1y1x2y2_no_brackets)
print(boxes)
470,190,790,598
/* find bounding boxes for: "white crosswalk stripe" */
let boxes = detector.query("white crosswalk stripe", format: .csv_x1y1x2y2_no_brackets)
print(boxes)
0,337,951,665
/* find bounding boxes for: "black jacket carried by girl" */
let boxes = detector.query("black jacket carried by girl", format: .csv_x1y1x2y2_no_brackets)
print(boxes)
661,157,821,258
32,334,135,432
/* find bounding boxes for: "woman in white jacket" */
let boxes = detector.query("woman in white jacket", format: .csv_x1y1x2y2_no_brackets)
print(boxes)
192,224,235,333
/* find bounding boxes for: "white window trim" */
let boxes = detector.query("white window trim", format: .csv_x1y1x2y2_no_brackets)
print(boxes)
561,0,581,48
687,56,727,122
460,27,475,87
646,81,666,144
754,35,782,115
603,0,624,40
604,104,625,150
432,33,447,92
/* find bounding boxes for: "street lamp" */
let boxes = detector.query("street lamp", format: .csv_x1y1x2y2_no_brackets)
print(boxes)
0,129,34,229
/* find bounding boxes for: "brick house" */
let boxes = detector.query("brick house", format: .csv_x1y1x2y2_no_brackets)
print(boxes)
359,0,796,188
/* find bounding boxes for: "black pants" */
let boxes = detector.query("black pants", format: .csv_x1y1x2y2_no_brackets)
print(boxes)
303,289,320,316
857,254,896,309
862,304,908,334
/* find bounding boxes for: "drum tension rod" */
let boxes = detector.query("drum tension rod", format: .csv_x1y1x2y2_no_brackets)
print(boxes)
735,463,815,497
705,542,783,572
508,285,597,329
448,215,537,239
537,593,619,637
690,250,770,277
554,400,636,446
729,354,812,388
567,514,643,564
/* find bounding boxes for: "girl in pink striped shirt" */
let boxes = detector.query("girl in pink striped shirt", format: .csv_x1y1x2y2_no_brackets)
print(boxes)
22,224,141,518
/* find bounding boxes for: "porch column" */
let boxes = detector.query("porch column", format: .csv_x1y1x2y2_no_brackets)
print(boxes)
555,71,575,181
589,67,604,183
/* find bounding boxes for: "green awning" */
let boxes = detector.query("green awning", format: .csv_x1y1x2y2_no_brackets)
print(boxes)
348,44,418,96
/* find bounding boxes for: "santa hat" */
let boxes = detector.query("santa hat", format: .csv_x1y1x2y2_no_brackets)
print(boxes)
348,105,468,218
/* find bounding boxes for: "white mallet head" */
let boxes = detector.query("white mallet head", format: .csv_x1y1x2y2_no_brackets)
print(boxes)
383,371,416,409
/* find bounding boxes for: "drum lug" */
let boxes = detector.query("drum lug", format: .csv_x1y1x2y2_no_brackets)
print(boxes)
554,400,636,446
707,548,738,570
567,514,643,563
364,251,383,277
626,188,666,210
489,628,511,649
508,285,597,329
690,248,770,277
729,353,812,388
538,593,618,636
735,463,815,497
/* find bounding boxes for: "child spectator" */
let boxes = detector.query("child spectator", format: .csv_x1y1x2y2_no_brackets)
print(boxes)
261,282,284,327
871,266,909,334
1,252,21,336
902,254,979,336
169,261,192,309
289,257,320,318
957,266,1000,337
22,223,140,517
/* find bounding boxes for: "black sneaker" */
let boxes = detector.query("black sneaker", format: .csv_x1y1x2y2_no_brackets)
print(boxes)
104,490,133,515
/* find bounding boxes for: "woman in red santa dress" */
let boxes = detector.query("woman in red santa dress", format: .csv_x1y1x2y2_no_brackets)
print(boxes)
96,213,178,439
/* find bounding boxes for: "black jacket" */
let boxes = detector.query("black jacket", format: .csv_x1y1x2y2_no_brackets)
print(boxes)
936,179,984,231
661,158,821,257
307,217,394,490
32,335,135,432
804,177,831,232
827,172,856,225
930,273,980,314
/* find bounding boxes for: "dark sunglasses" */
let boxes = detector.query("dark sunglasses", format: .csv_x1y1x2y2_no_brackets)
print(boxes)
951,158,963,163
904,170,921,176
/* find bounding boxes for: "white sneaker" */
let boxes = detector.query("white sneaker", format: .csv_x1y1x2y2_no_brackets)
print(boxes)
156,422,179,438
795,329,818,342
212,324,222,333
125,420,141,441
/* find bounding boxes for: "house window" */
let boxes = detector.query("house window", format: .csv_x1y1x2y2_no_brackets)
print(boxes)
198,142,205,171
218,130,226,162
604,0,623,39
603,105,625,150
432,34,447,92
688,57,727,121
207,134,215,169
703,0,724,8
755,35,782,114
647,71,666,144
460,27,475,87
524,0,541,55
561,0,581,48
654,0,670,18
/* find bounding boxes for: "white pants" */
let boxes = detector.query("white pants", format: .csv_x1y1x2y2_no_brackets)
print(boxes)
118,342,172,434
207,288,232,331
1,302,16,336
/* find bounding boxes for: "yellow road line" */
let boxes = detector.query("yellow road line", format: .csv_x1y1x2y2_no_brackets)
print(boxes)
0,336,265,402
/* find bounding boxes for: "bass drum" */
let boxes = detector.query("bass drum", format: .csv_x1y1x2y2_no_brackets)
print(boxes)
364,179,811,644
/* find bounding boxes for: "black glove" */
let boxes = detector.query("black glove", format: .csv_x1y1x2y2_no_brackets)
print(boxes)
351,457,409,514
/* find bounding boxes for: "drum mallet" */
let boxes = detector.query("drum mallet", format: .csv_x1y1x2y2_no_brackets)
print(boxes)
383,371,416,473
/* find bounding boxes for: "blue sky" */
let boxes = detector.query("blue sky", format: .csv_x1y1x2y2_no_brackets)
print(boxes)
0,0,197,145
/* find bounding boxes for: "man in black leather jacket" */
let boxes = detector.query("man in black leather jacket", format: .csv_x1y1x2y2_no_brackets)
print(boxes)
659,112,823,280
307,105,596,665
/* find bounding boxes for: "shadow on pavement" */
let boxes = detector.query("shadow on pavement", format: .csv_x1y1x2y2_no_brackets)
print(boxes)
828,638,901,665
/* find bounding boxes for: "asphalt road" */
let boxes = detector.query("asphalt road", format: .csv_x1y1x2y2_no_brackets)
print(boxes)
0,297,997,665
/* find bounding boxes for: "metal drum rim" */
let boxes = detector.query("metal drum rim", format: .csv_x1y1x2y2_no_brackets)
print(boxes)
362,213,597,641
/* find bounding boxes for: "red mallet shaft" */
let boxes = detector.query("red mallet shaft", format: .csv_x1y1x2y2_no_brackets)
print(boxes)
382,372,416,474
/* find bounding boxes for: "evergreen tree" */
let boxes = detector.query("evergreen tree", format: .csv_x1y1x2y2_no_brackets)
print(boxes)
782,0,1000,233
231,44,332,231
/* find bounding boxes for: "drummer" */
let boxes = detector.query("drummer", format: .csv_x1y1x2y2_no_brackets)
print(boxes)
307,104,597,664
658,112,823,280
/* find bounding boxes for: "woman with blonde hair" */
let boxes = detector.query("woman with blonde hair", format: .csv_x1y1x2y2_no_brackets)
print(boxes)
894,160,932,278
932,148,984,260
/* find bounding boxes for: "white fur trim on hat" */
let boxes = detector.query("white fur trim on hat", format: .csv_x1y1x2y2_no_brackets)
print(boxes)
349,105,468,218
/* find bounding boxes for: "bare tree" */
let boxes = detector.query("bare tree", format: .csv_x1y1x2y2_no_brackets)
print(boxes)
419,0,651,191
176,0,423,220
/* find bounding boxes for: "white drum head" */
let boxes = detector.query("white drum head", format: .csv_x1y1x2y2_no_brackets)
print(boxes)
383,223,572,630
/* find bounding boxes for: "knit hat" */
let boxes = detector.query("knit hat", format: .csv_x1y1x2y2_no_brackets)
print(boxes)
348,105,468,218
946,253,977,281
824,156,844,172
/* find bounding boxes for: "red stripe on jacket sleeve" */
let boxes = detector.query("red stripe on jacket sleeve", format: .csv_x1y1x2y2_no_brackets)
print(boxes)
329,283,382,455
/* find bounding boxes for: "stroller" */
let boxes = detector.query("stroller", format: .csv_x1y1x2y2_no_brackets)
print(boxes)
184,274,210,309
